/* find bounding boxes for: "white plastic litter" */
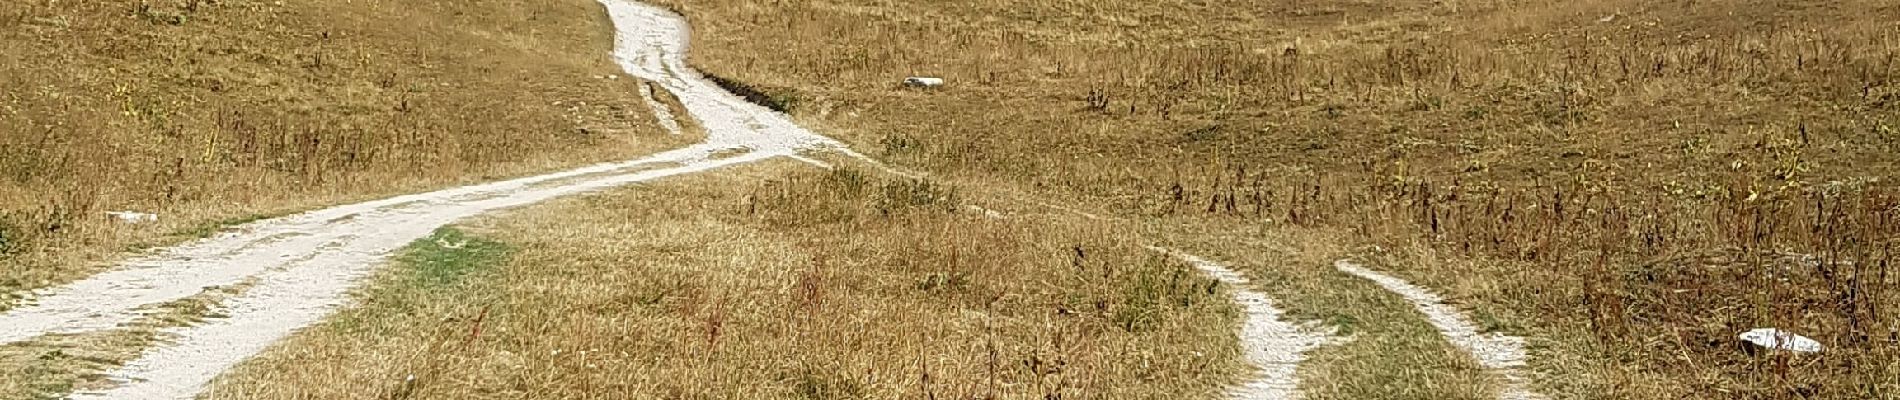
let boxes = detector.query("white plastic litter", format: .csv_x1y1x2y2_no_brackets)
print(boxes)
106,211,159,224
903,77,945,88
1739,328,1824,353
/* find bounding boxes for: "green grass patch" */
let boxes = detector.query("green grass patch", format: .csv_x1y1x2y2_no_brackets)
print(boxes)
394,227,512,290
323,227,510,335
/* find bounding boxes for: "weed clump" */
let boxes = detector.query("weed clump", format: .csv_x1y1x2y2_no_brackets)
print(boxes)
641,0,1900,395
1113,256,1219,333
0,216,16,256
873,178,957,216
752,168,959,223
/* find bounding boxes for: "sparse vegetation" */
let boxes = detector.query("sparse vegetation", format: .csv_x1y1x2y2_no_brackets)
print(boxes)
636,0,1899,397
5,0,1897,398
206,164,1243,399
0,0,683,300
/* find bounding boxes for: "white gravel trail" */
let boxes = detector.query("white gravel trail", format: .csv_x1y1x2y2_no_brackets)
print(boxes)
951,206,1335,399
1152,248,1332,400
0,1,854,398
0,1,1347,398
1334,260,1545,400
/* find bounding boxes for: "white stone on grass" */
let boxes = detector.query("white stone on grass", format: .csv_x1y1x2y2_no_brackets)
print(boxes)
1739,328,1823,353
903,76,945,88
106,211,159,224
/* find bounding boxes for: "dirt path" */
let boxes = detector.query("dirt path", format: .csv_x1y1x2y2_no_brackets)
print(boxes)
1152,248,1333,400
979,201,1336,399
1335,260,1544,400
0,1,854,398
0,1,1344,398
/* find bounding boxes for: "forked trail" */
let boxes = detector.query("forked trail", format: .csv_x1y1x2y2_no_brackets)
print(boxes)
0,1,1339,399
1336,260,1545,400
1152,248,1334,400
2,1,850,397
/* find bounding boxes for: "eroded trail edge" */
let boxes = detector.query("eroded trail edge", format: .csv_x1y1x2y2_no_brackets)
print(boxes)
1334,260,1544,400
0,1,852,398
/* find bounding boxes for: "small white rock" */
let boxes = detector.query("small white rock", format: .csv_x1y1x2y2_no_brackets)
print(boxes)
902,76,945,88
106,211,159,224
1739,328,1823,353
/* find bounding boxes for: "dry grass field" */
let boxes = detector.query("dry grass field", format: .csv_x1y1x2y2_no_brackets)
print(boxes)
204,161,1242,399
2,0,1897,398
1,0,689,397
637,0,1899,398
0,0,686,300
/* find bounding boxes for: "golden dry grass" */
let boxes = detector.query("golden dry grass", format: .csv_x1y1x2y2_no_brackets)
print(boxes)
653,0,1898,196
632,0,1900,397
206,161,1244,399
4,0,1897,398
1,0,686,397
1153,222,1503,400
0,0,686,300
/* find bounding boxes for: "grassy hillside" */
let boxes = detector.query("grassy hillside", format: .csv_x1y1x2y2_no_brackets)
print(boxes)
0,0,684,299
2,0,1895,398
640,0,1900,397
652,0,1898,195
205,162,1242,399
